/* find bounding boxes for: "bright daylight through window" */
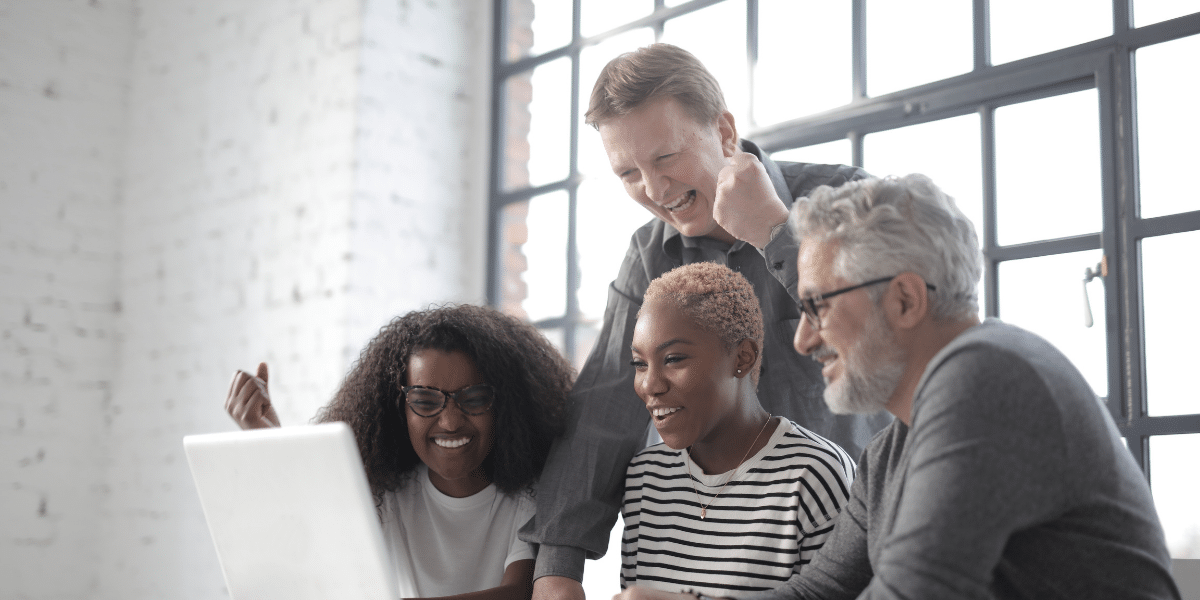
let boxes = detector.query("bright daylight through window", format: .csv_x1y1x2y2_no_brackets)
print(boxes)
490,1,1200,595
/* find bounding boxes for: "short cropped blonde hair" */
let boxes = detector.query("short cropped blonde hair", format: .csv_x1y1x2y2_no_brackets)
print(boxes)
641,262,765,383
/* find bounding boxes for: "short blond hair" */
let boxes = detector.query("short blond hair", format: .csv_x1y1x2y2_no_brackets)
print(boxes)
585,43,728,128
641,262,765,383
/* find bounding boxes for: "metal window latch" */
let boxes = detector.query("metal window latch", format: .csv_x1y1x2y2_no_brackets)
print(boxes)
1082,256,1108,328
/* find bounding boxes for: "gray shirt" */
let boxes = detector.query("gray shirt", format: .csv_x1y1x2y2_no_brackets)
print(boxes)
742,319,1179,600
521,141,893,582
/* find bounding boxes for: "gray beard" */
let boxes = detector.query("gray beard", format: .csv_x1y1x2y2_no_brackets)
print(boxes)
823,310,905,415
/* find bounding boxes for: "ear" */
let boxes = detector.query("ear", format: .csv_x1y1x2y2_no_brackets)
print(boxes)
734,338,759,378
717,110,739,157
884,272,931,330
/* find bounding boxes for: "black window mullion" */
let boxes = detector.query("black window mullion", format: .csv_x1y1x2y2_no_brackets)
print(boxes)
747,0,758,129
852,0,867,100
564,1,583,363
1096,48,1135,438
973,0,990,70
980,104,999,318
487,0,508,308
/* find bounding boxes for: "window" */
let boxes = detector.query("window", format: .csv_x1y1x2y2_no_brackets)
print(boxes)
489,0,1200,587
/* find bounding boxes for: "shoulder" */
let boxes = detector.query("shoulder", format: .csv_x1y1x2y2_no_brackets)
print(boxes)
770,420,856,479
628,443,681,470
919,320,1088,412
912,320,1097,449
773,160,871,197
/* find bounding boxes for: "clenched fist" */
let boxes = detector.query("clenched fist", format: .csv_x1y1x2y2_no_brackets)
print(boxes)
713,150,789,249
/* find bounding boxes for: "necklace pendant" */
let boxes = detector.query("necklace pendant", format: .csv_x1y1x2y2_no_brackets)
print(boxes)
700,508,706,519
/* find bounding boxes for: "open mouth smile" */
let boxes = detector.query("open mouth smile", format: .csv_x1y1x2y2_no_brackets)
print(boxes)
663,190,696,213
650,406,682,420
433,436,471,449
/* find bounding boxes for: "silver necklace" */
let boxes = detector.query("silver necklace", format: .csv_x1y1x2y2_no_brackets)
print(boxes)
684,415,773,520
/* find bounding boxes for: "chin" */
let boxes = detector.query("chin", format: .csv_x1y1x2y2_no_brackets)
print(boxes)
656,429,690,451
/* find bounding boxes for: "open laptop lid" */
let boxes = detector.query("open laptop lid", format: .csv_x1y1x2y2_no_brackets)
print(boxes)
184,422,400,600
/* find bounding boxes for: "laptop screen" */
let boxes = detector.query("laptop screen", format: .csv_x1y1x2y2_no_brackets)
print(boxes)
184,422,401,600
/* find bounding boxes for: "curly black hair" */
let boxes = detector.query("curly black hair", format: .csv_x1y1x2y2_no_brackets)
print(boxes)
312,304,572,505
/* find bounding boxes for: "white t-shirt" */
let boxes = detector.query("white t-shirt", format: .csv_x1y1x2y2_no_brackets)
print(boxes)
380,464,536,598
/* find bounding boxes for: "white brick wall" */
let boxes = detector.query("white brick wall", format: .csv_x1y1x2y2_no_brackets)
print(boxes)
1,0,133,597
1,0,490,597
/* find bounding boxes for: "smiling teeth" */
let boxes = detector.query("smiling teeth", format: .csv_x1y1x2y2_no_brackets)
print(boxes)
651,406,681,418
434,437,470,448
664,190,696,212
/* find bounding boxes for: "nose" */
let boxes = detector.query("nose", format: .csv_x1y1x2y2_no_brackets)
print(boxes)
642,168,670,204
636,365,668,401
436,398,467,430
794,314,821,356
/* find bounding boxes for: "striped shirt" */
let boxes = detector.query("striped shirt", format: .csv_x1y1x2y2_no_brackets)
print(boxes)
620,419,855,595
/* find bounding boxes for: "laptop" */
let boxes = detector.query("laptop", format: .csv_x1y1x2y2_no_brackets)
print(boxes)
184,422,401,600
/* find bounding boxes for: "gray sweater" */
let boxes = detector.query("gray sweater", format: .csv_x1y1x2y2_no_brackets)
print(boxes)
742,319,1179,600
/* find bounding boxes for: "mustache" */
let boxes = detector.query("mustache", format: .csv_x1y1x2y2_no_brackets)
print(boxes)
811,346,837,361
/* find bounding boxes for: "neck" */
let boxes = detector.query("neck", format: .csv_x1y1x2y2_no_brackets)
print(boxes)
886,316,980,426
426,466,491,498
689,399,774,475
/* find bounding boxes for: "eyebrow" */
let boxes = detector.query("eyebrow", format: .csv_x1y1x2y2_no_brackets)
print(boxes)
630,337,694,354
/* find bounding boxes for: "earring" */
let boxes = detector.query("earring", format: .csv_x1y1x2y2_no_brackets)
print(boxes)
736,369,742,374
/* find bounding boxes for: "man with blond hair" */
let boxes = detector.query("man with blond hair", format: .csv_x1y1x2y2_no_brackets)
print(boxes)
522,44,891,600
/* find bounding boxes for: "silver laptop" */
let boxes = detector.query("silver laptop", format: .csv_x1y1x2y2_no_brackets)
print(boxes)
184,422,401,600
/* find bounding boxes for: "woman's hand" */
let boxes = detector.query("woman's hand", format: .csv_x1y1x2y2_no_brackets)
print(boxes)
225,362,280,429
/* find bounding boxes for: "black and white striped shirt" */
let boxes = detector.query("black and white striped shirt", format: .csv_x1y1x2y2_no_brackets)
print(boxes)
620,419,855,595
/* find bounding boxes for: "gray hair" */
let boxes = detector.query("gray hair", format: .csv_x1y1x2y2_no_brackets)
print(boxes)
789,174,982,321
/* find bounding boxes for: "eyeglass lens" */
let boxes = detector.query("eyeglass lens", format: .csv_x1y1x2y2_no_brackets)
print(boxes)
405,385,494,417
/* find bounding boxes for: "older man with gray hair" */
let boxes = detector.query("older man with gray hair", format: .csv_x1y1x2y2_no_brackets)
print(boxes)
740,173,1178,599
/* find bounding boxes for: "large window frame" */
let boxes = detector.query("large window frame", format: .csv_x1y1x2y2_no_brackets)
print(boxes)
487,0,1200,480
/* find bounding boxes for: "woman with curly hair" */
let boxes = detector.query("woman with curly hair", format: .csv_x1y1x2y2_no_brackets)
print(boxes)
616,262,856,598
224,304,572,600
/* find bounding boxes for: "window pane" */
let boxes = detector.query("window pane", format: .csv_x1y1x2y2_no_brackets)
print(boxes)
1134,0,1200,27
755,0,851,125
863,114,983,244
771,140,853,169
1150,434,1200,558
1136,34,1200,219
581,523,625,599
537,327,566,358
866,0,972,96
581,0,652,38
661,0,749,123
998,249,1108,398
1142,231,1200,417
502,60,571,192
499,192,568,322
995,90,1101,245
865,114,984,319
507,0,573,61
990,0,1111,66
577,174,655,323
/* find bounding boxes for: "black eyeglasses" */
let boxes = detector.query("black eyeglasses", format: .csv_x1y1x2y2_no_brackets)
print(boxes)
401,384,496,417
799,275,937,330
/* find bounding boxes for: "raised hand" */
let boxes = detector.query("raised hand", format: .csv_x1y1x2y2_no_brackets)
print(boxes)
712,149,789,249
225,362,280,429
